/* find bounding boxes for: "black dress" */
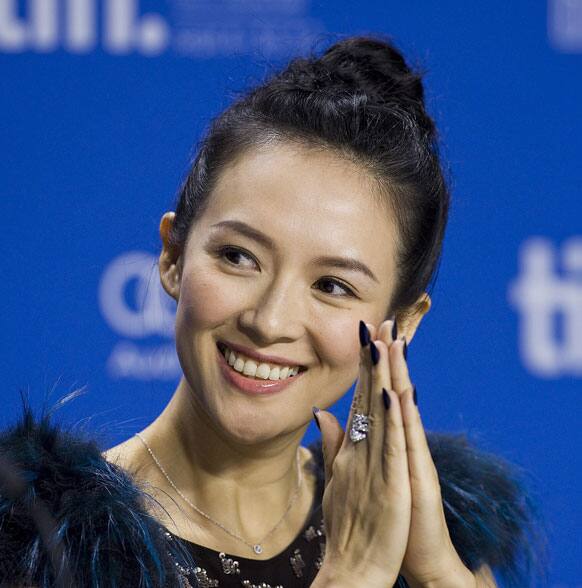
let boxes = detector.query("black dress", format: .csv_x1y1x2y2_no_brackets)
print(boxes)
162,462,330,588
161,454,410,588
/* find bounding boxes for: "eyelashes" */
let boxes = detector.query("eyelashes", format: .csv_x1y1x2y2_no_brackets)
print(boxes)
219,245,257,269
214,245,357,299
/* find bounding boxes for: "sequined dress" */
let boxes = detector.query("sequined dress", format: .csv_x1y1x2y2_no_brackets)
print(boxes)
162,463,329,588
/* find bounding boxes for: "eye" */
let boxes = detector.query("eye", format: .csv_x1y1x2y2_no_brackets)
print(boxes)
217,246,258,269
315,277,356,298
216,246,356,298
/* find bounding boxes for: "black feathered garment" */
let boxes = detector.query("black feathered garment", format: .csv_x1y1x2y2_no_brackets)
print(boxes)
0,394,547,588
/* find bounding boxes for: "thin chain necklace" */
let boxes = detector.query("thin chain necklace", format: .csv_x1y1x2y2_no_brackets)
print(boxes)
135,432,304,556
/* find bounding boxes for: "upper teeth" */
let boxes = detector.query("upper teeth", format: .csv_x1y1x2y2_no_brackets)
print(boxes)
222,345,301,380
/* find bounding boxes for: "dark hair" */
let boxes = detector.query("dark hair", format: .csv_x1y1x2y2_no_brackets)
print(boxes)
170,34,450,319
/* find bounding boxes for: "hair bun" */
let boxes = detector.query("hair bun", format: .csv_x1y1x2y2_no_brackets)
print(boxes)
318,36,426,108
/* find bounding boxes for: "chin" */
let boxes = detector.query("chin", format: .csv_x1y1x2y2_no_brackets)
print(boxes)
224,428,279,447
216,408,293,446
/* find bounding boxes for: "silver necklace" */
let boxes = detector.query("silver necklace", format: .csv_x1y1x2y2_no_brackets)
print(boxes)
134,432,304,556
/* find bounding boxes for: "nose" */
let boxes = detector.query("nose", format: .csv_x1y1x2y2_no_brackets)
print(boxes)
237,273,305,344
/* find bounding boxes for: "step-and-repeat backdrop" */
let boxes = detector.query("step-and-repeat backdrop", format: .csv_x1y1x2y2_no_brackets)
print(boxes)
1,1,580,585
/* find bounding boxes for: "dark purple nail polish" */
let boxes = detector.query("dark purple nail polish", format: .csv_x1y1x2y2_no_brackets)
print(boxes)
413,385,418,406
401,336,408,360
370,341,380,365
382,388,391,410
312,406,321,430
359,320,371,347
391,318,398,340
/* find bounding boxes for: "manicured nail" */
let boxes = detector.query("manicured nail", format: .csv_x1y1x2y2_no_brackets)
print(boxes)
359,320,371,347
401,336,408,360
382,388,391,410
413,385,418,406
370,340,380,365
391,318,398,341
312,406,321,430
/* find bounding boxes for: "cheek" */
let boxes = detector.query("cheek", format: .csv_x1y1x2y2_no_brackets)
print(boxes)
320,316,361,368
309,314,362,406
175,268,238,331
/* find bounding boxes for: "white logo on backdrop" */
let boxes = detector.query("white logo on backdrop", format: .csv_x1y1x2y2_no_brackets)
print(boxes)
0,0,169,54
548,0,582,52
98,251,181,380
0,0,324,57
509,237,582,378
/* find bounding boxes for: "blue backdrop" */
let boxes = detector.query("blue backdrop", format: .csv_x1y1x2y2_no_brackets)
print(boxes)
1,1,580,586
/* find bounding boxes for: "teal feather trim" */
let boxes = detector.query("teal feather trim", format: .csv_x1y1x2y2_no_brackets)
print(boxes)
0,392,548,587
0,391,198,587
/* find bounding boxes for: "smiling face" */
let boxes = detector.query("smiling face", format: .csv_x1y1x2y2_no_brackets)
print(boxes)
160,141,416,445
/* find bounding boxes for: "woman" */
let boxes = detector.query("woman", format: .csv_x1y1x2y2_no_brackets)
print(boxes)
0,35,545,587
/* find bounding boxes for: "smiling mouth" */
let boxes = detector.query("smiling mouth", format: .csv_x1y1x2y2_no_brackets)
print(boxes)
216,342,307,381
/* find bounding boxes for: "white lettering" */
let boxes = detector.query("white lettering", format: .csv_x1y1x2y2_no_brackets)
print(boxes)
0,0,168,55
107,341,181,380
65,0,96,53
98,251,175,339
508,238,582,377
548,0,582,52
0,0,28,51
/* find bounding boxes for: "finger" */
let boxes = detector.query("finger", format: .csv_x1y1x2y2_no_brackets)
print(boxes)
314,409,345,488
342,321,376,452
381,383,411,495
389,336,412,398
366,339,392,462
389,337,437,496
377,317,397,347
400,386,440,495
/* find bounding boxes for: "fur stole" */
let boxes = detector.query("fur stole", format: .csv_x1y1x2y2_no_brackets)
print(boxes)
0,393,547,587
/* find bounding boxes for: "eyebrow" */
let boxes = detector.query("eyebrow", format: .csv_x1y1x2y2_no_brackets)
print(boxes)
210,220,379,283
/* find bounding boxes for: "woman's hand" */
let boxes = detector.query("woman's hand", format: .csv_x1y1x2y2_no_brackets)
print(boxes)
312,320,412,588
313,318,483,588
380,322,478,588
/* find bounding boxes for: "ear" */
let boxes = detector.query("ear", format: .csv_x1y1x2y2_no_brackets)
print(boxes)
398,292,431,344
159,212,182,301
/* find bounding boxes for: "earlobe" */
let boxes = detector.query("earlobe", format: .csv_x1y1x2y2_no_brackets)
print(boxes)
160,257,181,301
158,212,182,301
418,292,432,317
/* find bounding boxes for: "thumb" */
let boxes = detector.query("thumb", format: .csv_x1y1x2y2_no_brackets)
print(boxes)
312,407,344,488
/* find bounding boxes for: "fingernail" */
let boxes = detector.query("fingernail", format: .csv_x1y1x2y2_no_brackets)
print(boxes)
370,340,380,365
413,385,418,406
312,406,321,430
391,318,398,341
400,336,408,360
359,320,371,347
382,388,391,410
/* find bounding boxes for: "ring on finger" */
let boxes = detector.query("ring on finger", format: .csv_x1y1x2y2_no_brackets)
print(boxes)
349,411,370,443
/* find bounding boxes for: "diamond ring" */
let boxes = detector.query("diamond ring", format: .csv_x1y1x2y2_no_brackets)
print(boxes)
349,412,370,443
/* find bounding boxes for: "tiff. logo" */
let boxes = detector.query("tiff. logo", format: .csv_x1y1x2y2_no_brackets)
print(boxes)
0,0,169,54
509,237,582,378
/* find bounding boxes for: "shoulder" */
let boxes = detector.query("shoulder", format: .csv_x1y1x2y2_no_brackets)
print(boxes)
426,432,545,578
101,433,148,475
0,399,191,587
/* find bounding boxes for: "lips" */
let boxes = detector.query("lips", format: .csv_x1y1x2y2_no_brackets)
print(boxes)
216,344,306,396
217,340,307,371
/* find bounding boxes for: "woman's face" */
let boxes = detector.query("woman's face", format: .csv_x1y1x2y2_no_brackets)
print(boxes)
163,141,405,445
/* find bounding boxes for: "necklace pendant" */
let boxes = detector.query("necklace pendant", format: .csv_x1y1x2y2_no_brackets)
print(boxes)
253,544,263,555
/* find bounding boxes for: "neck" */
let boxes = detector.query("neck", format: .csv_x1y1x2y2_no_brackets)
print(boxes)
141,377,311,545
